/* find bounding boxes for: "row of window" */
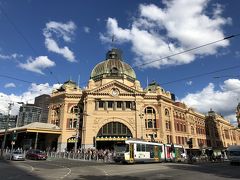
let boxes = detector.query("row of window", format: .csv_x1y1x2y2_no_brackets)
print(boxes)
96,101,134,110
196,127,205,135
175,136,188,145
175,122,187,132
145,119,157,129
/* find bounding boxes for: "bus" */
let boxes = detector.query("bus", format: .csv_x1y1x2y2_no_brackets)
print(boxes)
113,139,185,163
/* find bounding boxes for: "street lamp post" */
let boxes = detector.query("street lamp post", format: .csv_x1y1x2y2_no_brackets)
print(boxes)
16,102,24,127
74,113,79,153
74,108,80,153
139,113,144,139
0,102,14,159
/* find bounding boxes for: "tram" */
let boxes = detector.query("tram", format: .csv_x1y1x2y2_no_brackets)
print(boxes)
113,139,185,163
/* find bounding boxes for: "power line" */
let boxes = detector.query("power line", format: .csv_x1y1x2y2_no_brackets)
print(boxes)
161,64,240,85
131,34,240,69
0,4,60,84
0,74,33,84
1,2,239,87
77,33,240,87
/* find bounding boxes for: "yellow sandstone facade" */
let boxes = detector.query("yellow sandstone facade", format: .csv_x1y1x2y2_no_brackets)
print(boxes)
48,48,240,152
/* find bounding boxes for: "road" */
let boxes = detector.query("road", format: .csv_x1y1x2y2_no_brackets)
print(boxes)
0,159,239,180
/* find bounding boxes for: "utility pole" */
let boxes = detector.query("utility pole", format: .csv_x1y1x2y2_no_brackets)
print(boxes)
0,102,14,159
74,111,80,153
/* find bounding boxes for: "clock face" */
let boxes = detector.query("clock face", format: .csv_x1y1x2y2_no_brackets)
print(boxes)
111,88,119,96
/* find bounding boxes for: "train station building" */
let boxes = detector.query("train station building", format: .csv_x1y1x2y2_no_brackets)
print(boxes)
1,48,240,152
47,48,240,152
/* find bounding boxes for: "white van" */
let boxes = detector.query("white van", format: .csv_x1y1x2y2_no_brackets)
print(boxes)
227,145,240,165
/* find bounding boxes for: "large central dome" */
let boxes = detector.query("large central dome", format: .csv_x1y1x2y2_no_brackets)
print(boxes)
90,48,136,81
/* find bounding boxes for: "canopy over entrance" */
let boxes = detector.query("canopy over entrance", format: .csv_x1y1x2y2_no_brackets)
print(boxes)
96,121,132,150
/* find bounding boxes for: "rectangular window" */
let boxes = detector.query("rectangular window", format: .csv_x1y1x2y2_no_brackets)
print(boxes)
142,144,146,151
117,101,122,108
137,144,141,151
108,101,113,108
148,119,153,128
126,101,131,109
146,144,151,152
99,101,104,108
69,119,72,128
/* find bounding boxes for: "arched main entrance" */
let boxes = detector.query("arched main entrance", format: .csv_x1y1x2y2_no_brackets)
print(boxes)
96,122,132,150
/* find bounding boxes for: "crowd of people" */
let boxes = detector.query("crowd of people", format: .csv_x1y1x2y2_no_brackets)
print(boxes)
47,148,115,162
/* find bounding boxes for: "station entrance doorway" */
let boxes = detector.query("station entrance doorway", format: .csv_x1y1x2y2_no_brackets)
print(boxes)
96,121,132,150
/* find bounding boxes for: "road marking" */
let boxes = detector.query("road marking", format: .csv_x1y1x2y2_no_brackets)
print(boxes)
7,163,34,179
42,161,72,179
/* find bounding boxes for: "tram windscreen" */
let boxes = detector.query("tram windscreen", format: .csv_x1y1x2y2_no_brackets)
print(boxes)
114,143,129,153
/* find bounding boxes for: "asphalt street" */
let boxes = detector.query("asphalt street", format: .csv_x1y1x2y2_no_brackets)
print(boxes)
0,158,239,180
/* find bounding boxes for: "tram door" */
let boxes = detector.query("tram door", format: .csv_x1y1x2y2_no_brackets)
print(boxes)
129,143,134,163
154,145,160,161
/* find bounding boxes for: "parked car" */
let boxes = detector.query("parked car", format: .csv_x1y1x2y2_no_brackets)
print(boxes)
7,151,25,161
26,149,47,160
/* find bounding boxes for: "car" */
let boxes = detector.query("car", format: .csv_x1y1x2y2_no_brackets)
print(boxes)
7,151,25,161
26,149,47,160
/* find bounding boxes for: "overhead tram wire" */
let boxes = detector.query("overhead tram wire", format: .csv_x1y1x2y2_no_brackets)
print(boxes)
129,33,240,85
161,64,240,85
131,34,240,69
0,74,33,84
78,33,240,87
0,4,60,84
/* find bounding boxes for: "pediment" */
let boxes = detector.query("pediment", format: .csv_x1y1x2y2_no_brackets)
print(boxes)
87,80,142,96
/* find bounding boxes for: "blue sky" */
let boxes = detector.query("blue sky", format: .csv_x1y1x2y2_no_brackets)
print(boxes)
0,0,239,125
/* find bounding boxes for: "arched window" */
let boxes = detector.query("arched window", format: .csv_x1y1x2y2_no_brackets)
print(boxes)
144,107,156,129
70,106,83,114
110,67,119,75
68,105,83,129
165,109,170,116
97,122,132,137
191,126,195,134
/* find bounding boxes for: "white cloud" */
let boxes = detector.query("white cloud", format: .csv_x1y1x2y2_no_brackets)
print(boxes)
43,21,77,62
19,56,55,74
186,81,192,86
83,26,90,33
181,79,240,125
100,0,231,68
0,53,23,60
0,83,62,115
4,83,16,88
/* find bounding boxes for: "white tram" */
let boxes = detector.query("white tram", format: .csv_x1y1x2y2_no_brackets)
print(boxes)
113,139,185,163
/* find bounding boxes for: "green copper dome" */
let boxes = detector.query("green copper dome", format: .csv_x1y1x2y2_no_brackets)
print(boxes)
90,49,136,81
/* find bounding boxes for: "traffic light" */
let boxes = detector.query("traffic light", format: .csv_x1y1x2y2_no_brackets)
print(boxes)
170,143,175,152
11,131,17,141
187,138,193,149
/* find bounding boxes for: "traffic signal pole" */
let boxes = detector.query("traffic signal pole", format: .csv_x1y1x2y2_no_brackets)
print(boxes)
0,103,14,159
